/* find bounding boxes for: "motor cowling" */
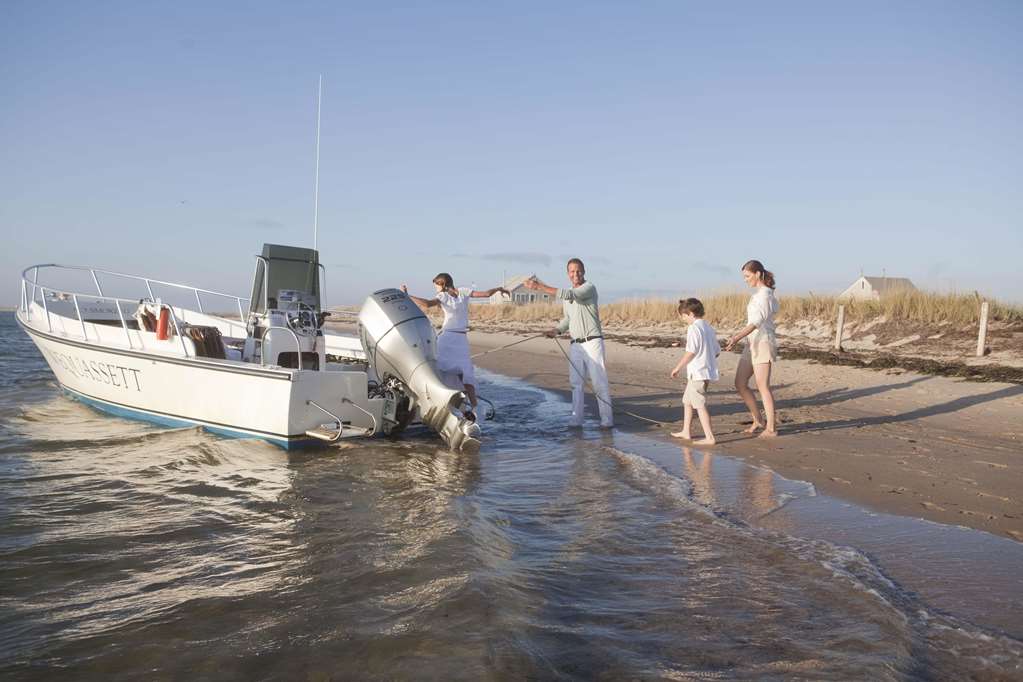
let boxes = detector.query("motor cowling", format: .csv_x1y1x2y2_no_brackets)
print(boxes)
358,289,481,454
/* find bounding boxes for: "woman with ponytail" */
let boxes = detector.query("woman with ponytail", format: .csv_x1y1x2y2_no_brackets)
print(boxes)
402,273,509,417
724,260,779,437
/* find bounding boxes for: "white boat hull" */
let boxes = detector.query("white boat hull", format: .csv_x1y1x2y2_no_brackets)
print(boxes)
18,311,387,449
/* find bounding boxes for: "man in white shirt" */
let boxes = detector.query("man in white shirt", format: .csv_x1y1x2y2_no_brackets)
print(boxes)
669,298,720,445
524,258,613,428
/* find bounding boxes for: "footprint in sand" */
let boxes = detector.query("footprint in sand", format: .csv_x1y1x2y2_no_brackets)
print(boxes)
920,501,946,512
881,485,906,494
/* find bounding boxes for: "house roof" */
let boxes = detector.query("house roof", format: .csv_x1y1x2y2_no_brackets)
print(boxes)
504,273,555,292
861,276,916,293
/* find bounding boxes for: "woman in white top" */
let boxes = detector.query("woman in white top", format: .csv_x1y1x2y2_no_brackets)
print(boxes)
724,260,780,437
402,273,509,413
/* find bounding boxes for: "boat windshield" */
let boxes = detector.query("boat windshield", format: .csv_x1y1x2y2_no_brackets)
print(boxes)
249,244,320,314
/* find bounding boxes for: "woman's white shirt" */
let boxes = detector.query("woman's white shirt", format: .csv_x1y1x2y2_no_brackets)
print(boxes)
436,287,472,332
746,286,779,336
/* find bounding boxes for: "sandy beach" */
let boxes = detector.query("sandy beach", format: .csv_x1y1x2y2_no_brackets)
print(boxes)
468,329,1023,542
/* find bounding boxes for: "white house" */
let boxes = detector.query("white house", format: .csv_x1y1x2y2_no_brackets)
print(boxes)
476,274,556,305
839,275,917,301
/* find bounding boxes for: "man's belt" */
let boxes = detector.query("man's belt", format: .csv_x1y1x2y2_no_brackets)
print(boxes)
570,335,603,344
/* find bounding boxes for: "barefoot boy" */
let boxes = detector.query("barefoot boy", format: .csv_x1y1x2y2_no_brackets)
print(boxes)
670,298,720,445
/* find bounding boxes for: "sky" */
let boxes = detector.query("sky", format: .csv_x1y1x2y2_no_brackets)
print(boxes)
3,1,1021,306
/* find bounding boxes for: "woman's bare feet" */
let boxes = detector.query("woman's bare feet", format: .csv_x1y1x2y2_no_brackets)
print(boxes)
694,437,716,446
744,422,764,434
757,429,778,439
670,431,691,440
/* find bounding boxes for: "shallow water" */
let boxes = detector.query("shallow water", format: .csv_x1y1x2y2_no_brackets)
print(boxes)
1,311,1021,680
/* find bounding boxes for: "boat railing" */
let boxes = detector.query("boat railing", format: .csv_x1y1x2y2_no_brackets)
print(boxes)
21,281,193,356
18,264,251,359
20,263,251,320
259,326,304,370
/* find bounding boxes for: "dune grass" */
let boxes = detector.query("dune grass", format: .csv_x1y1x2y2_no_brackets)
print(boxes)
453,290,1023,328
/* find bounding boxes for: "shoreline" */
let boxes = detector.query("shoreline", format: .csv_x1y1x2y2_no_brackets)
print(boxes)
468,329,1023,543
461,319,1023,382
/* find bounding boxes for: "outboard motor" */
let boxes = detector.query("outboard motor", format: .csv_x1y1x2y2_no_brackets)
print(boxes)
358,288,481,454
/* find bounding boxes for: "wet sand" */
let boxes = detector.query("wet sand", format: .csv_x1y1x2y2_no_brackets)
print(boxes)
469,330,1023,543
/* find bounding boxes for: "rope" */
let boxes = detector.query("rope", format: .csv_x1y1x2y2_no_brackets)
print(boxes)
476,396,496,420
469,332,676,427
470,334,545,359
551,337,675,427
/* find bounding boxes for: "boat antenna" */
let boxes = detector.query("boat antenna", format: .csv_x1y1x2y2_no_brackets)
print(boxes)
313,74,322,252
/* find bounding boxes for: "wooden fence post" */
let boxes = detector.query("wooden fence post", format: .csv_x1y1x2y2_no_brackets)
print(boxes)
976,301,989,357
834,305,845,351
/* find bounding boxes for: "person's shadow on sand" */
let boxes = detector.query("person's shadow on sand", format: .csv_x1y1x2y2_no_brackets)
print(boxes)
770,375,933,412
784,384,1023,434
512,371,1019,439
607,376,934,425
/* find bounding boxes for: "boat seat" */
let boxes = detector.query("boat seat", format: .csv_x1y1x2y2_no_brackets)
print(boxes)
276,351,319,371
187,326,226,359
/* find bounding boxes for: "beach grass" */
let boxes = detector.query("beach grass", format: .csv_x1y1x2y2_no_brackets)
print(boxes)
456,290,1023,327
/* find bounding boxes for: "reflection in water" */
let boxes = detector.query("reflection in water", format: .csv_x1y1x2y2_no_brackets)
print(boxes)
679,442,793,532
681,446,716,508
743,461,779,519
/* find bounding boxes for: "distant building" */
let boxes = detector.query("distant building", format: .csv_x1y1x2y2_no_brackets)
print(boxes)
481,274,556,305
839,275,917,301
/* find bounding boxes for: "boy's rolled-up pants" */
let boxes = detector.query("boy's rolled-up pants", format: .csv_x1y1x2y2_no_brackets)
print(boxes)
568,338,613,427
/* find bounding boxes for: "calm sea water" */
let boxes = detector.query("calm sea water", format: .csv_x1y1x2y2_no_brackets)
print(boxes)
1,311,1021,680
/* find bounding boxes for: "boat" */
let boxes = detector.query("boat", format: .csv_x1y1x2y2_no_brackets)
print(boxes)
15,243,482,453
